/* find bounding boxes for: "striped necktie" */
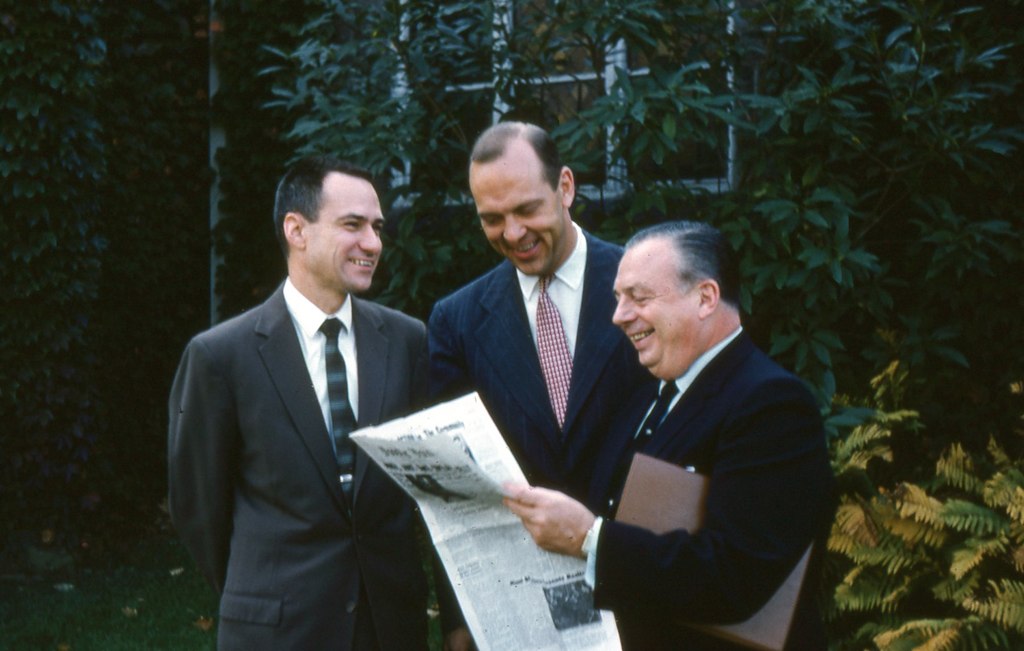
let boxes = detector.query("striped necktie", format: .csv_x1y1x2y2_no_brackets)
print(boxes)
320,318,357,502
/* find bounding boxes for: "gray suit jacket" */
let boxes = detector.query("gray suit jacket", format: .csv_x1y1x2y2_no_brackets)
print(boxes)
168,285,429,650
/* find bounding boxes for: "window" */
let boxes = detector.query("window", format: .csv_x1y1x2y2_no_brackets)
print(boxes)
391,0,734,197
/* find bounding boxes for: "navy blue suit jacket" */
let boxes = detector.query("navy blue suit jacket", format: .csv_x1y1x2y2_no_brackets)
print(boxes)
428,231,653,503
589,333,835,651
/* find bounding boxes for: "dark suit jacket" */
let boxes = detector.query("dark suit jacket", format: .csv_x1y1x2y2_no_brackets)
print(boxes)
168,286,429,651
428,232,653,502
589,333,835,651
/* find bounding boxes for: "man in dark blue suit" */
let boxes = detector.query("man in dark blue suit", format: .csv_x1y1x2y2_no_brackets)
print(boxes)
428,122,651,649
429,121,650,500
505,221,835,650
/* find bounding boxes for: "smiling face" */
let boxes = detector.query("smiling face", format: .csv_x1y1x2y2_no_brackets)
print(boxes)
285,171,383,313
612,237,715,381
469,138,577,277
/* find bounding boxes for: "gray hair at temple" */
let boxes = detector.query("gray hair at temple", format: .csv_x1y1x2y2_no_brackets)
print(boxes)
469,121,563,190
626,221,741,310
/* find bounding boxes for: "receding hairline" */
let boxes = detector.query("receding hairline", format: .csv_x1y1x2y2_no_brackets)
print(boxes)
469,121,563,190
471,121,536,164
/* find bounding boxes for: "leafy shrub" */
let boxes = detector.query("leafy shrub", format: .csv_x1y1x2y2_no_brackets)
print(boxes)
259,0,1023,443
210,0,319,318
826,363,1024,650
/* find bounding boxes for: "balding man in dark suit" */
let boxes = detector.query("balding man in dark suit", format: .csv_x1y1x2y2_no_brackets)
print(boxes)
505,221,835,650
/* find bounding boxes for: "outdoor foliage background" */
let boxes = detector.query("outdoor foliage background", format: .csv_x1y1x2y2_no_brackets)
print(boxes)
1,0,1022,648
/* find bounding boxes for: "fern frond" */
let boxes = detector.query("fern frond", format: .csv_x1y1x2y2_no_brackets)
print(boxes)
940,499,1007,536
841,535,926,576
986,435,1012,467
895,483,944,526
872,617,959,650
888,515,947,547
982,471,1024,526
963,579,1024,634
932,571,981,602
832,501,880,547
832,421,894,469
950,538,1007,580
834,569,908,613
872,617,1011,651
936,443,983,493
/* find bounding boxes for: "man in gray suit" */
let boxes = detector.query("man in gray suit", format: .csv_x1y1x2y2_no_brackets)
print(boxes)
169,155,430,650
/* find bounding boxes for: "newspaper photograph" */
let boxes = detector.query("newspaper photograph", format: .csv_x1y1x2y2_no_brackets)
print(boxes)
350,392,621,651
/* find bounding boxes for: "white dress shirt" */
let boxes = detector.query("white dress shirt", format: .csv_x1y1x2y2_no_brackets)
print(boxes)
517,222,587,358
283,279,360,434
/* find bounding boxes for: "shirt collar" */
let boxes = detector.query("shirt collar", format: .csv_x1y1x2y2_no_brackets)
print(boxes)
666,326,743,397
516,222,587,297
283,278,353,338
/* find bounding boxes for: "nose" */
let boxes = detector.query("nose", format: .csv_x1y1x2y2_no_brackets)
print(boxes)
612,296,633,329
360,225,382,254
503,216,526,243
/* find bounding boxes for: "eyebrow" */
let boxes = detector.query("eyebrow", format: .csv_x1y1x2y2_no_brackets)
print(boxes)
336,213,385,226
478,198,544,220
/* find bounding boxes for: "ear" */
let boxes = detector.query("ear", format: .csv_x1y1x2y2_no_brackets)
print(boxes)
696,279,721,319
283,212,307,253
558,166,575,210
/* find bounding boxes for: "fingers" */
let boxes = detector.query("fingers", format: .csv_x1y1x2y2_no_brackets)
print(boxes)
502,481,535,503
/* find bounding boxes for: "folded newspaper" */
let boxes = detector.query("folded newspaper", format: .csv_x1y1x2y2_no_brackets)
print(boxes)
350,392,621,651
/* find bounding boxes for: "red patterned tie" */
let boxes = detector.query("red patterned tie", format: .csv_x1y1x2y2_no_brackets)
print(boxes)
536,276,573,429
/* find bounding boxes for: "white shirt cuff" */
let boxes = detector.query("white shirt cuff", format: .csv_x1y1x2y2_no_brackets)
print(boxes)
582,516,603,588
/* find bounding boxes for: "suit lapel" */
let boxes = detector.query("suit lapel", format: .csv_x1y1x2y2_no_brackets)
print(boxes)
255,288,349,515
351,297,386,500
475,263,561,444
643,334,753,460
562,235,623,435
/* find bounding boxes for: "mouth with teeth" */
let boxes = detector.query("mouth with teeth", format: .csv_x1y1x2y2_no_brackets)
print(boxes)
629,329,653,343
508,239,540,258
350,258,375,268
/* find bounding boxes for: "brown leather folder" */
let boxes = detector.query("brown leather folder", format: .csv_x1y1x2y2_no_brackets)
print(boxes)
615,453,811,651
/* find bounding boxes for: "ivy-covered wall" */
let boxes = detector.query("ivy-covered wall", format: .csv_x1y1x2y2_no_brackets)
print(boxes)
1,0,107,546
0,0,208,552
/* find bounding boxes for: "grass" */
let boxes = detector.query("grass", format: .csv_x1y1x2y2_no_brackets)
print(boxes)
0,534,444,650
0,536,218,651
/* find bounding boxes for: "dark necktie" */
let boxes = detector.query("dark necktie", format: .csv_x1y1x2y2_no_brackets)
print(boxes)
320,318,357,502
635,381,679,443
607,382,680,513
536,275,573,429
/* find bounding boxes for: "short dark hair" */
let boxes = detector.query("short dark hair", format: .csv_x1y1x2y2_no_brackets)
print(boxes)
273,155,375,256
469,121,562,189
626,220,740,309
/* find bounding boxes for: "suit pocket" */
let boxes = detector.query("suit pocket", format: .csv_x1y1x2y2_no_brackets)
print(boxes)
220,591,282,626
